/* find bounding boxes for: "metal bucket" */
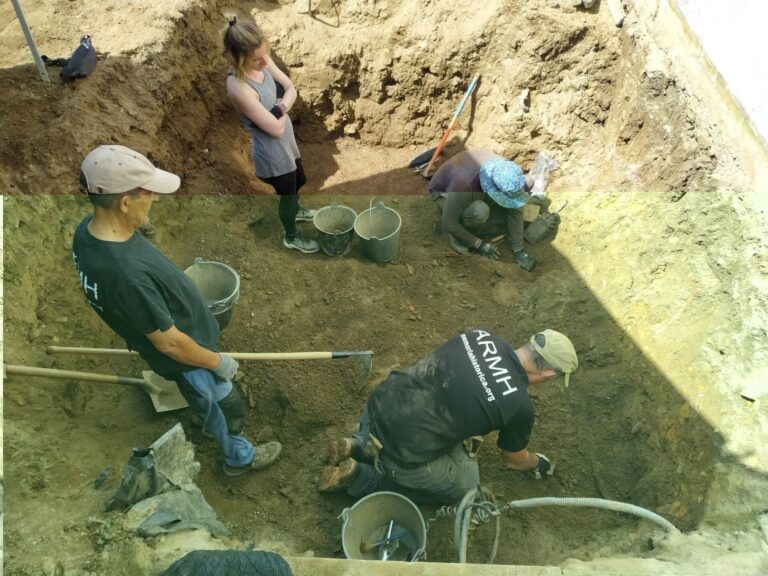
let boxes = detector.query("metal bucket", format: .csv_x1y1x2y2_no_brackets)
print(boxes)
313,204,357,256
353,202,401,263
339,491,426,562
183,258,240,332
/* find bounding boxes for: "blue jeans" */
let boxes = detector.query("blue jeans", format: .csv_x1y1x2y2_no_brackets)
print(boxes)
177,369,254,467
347,408,480,504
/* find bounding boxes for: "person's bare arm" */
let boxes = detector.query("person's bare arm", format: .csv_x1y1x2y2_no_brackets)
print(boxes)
501,448,538,471
266,54,297,111
227,75,288,138
146,325,222,370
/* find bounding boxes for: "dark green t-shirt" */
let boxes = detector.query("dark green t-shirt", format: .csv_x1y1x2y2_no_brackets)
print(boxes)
368,328,534,464
72,215,220,377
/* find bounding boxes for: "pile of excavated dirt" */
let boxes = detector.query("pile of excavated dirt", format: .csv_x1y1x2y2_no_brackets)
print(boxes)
2,1,768,575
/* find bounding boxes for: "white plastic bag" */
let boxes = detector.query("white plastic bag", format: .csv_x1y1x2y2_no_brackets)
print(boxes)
528,152,559,200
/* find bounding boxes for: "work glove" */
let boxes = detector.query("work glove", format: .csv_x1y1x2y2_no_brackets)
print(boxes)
269,100,288,119
530,453,555,479
462,435,484,458
472,241,500,260
213,353,239,382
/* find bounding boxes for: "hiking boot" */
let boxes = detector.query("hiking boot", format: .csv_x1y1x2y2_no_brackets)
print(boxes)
448,234,470,254
513,249,535,272
295,206,317,222
222,442,282,477
318,458,359,493
329,438,355,466
283,232,320,254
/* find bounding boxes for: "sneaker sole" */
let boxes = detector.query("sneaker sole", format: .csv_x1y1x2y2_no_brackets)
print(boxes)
295,216,315,222
282,238,319,254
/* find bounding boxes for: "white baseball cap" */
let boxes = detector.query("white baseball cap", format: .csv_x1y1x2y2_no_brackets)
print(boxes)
81,145,180,194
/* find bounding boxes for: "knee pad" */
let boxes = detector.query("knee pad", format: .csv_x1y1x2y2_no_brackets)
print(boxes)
217,387,248,435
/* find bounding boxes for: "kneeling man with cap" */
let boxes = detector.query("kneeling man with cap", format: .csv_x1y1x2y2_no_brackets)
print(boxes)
428,149,536,270
72,144,281,477
319,328,577,504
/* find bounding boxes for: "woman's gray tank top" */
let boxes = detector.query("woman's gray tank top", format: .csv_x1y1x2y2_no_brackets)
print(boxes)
241,68,300,178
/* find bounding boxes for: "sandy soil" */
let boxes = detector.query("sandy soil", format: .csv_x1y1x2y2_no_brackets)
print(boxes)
2,0,768,574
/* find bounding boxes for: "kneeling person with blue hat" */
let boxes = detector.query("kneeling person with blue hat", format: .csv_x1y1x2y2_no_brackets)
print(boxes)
428,149,535,271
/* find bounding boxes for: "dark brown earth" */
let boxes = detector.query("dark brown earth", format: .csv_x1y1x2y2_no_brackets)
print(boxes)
3,0,768,574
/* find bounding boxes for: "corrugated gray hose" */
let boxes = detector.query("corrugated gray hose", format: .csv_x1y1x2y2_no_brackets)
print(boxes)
455,489,681,564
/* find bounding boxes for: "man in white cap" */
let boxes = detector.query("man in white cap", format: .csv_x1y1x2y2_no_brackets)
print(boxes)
72,144,281,477
428,149,536,271
319,327,577,503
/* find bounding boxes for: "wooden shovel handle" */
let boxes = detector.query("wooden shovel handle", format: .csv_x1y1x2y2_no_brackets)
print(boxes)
46,346,373,361
5,364,148,387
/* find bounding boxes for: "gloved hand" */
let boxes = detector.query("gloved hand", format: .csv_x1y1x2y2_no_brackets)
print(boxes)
269,100,288,119
269,105,284,119
472,241,500,260
213,353,239,381
530,453,555,479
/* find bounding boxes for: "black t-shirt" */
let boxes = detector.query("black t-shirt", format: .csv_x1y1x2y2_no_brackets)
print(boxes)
72,215,220,377
368,328,534,464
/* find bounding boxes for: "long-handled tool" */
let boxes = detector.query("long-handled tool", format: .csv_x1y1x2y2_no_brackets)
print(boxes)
46,346,375,387
410,73,480,178
4,364,188,412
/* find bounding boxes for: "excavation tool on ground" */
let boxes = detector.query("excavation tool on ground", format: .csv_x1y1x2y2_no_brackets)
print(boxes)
46,346,375,387
4,364,188,412
409,73,480,178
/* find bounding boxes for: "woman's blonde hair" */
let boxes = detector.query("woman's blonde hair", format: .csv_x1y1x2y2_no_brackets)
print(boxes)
221,15,268,80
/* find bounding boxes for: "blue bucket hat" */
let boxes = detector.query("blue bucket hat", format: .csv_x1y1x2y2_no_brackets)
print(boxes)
479,158,528,209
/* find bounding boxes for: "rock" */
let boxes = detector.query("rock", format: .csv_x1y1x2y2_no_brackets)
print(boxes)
606,0,626,27
518,88,530,112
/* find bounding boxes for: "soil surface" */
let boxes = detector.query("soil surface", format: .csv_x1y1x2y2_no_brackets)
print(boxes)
3,1,768,575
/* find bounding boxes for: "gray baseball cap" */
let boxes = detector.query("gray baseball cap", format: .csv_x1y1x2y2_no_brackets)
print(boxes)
81,145,180,195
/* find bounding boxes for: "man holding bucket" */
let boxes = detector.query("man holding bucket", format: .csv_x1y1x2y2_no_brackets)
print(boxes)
318,327,577,503
72,144,281,477
428,149,536,271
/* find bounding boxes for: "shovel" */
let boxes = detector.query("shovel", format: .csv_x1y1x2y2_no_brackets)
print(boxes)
410,73,480,177
4,364,188,412
46,346,375,387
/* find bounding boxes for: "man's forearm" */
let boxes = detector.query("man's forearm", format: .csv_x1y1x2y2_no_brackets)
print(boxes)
150,327,220,370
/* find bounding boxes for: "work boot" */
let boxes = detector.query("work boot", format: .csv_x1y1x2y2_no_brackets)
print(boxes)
513,249,535,272
318,458,359,493
283,232,320,254
329,438,355,466
448,234,470,254
222,442,282,477
295,206,317,222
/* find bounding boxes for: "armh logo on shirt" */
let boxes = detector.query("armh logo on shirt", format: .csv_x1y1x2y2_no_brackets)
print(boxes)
73,251,104,311
460,329,518,402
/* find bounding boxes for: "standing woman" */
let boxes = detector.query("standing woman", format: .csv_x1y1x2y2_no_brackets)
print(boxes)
223,17,319,254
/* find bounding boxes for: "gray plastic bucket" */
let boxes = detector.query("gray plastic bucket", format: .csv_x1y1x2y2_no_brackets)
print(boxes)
313,204,357,256
353,202,401,263
183,258,240,332
340,491,426,562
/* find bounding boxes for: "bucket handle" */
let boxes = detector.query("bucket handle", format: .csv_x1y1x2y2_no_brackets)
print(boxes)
338,508,351,523
367,198,388,241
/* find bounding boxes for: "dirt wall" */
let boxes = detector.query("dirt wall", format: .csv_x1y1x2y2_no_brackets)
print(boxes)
2,0,768,574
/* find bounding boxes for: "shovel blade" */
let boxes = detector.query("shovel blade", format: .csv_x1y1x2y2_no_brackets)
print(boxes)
141,371,189,412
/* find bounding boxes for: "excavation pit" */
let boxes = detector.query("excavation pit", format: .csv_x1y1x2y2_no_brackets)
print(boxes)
2,1,768,574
